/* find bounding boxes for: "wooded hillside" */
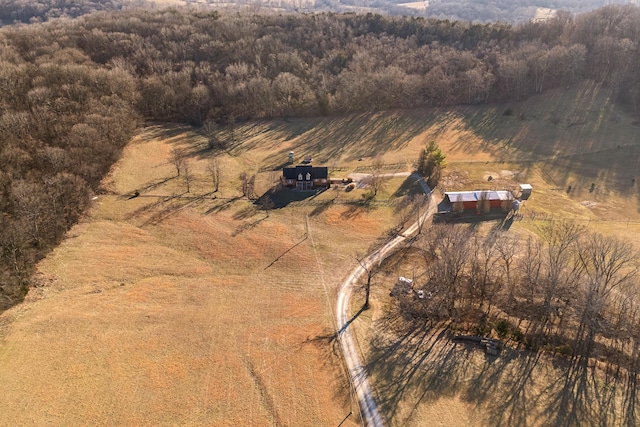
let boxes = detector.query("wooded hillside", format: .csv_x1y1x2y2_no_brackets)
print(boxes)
1,5,640,309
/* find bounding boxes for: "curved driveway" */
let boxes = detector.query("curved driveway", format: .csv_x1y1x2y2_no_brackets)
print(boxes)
335,175,435,427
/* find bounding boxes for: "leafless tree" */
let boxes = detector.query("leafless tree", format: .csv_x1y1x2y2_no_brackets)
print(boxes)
518,236,543,306
206,157,221,192
182,160,192,193
239,172,249,197
494,233,519,304
362,174,386,198
426,224,472,319
170,147,186,177
258,196,275,218
247,174,257,200
467,235,502,313
11,180,46,246
362,159,387,198
356,256,381,310
203,120,223,150
538,220,585,323
574,233,638,359
478,190,491,214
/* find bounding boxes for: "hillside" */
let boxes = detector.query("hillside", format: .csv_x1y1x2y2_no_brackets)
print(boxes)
1,6,640,426
1,0,633,24
1,81,640,423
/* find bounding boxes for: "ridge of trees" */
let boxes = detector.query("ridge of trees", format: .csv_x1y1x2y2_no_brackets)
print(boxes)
424,0,631,25
1,6,640,310
0,0,631,26
0,0,146,26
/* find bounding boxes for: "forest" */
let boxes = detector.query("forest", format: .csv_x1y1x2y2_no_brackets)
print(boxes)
1,5,640,313
423,0,632,24
0,0,141,25
391,220,640,372
0,0,631,26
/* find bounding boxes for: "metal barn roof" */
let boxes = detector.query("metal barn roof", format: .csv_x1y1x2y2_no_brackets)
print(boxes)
444,190,513,203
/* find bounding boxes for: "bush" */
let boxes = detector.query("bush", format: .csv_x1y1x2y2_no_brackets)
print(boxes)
554,344,573,357
496,319,510,338
511,328,525,344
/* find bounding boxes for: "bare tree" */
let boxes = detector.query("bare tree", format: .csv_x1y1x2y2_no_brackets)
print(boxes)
539,220,585,323
467,235,502,313
356,256,380,310
170,147,186,177
239,172,249,197
574,233,638,359
183,160,192,193
495,233,519,304
426,224,472,319
206,157,221,192
518,236,543,306
478,190,491,214
247,174,256,200
258,195,275,218
11,180,46,246
203,120,223,150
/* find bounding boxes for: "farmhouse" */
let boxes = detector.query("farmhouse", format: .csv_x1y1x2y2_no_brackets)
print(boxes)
444,190,514,211
282,165,330,190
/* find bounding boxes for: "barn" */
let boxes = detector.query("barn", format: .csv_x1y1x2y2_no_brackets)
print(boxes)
444,190,514,211
282,165,330,190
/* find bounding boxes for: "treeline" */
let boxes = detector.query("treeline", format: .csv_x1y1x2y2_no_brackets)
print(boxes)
1,6,640,309
7,5,633,125
393,221,639,370
0,0,145,26
424,0,630,24
0,30,140,308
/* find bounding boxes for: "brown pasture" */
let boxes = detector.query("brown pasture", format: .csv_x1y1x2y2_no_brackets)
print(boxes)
2,80,640,425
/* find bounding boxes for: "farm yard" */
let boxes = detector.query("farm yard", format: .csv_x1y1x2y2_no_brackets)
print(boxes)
1,81,640,425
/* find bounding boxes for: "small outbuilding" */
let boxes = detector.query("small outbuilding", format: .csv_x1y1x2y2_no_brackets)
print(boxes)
519,184,533,200
282,165,330,190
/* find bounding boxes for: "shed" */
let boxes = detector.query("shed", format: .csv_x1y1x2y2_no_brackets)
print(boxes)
519,184,533,200
444,190,514,211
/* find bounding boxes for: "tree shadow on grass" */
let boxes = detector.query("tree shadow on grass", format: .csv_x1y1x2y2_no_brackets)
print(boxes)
119,176,176,197
204,197,240,215
303,329,359,425
340,198,375,220
309,198,334,217
366,318,471,425
367,309,640,427
263,233,307,269
142,192,216,225
391,175,426,199
262,186,323,209
231,216,267,236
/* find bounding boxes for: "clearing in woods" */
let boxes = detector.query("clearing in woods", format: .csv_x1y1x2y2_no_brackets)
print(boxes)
1,82,640,425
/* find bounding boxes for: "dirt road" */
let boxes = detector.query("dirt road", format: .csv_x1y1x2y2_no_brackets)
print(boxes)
335,175,436,426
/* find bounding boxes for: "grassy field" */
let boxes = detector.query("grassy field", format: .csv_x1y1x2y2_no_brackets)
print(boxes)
1,80,640,425
349,82,640,426
0,115,422,426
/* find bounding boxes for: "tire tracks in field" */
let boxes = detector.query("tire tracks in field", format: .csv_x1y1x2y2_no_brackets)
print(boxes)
243,356,283,426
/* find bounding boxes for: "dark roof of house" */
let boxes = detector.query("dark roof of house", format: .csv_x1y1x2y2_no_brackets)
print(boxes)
282,165,328,180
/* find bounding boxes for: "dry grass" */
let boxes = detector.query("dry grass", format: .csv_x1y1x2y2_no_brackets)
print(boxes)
0,121,406,426
2,81,640,426
346,82,640,426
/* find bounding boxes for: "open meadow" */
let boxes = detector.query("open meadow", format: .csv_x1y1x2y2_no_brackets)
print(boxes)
1,81,640,425
350,82,640,426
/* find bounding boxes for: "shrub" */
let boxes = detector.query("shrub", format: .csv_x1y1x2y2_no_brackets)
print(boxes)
496,319,510,338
